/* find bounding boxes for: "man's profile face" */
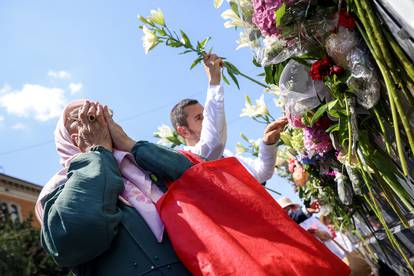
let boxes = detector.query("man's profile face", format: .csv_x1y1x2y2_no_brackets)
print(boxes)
183,103,204,141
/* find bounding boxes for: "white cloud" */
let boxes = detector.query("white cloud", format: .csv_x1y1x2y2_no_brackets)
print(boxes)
0,84,67,121
48,70,71,80
12,123,26,130
69,82,83,94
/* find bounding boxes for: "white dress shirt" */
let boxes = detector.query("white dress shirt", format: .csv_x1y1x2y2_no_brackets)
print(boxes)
184,85,277,183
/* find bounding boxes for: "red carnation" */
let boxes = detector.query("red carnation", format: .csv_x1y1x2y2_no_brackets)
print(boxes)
330,65,344,75
309,57,332,81
338,11,356,30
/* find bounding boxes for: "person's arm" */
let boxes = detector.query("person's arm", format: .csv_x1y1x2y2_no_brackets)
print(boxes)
236,140,277,183
190,84,227,160
132,141,193,181
41,147,124,268
289,208,312,224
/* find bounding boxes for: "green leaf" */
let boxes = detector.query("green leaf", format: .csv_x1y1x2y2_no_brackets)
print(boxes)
166,39,182,48
227,69,240,89
326,124,339,133
180,30,192,47
179,49,193,55
273,62,288,84
310,104,328,126
223,61,240,74
274,3,286,27
197,37,210,50
190,57,203,70
240,133,250,142
327,99,339,110
222,72,230,85
264,66,274,84
252,58,262,67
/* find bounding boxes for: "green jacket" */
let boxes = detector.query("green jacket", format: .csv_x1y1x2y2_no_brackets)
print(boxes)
41,141,193,276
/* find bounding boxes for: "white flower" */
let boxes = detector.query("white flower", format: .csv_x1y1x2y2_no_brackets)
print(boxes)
236,32,250,50
250,138,261,149
273,97,284,107
265,84,281,96
235,142,247,154
142,26,159,54
214,0,224,8
154,124,175,146
221,9,243,28
155,124,174,139
147,9,165,26
240,95,269,118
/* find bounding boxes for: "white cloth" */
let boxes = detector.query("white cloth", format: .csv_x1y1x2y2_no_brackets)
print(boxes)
223,141,277,184
185,85,277,183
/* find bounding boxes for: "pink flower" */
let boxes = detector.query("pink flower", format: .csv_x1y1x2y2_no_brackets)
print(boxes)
288,114,305,128
252,0,284,36
304,126,333,155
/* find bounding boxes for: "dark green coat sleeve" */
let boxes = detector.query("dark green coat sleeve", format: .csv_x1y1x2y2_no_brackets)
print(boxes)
41,147,124,268
131,141,193,181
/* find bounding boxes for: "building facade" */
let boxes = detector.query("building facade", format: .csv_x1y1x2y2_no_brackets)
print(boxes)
0,173,42,228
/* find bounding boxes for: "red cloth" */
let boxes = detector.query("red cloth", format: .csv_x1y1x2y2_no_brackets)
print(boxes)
157,153,350,276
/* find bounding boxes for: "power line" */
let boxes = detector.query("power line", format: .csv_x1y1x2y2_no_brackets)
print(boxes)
0,92,204,156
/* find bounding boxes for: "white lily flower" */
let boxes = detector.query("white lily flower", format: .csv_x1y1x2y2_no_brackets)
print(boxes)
154,124,175,146
142,26,159,54
240,95,269,118
155,124,174,138
221,9,243,28
214,0,224,8
148,9,165,26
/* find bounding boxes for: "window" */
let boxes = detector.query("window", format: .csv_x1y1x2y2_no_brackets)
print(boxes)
0,201,21,223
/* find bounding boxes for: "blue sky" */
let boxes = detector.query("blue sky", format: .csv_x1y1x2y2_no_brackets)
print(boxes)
0,0,300,203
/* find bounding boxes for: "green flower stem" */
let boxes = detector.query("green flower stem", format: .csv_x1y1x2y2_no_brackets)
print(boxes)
359,0,414,156
358,159,414,274
237,71,270,89
353,0,410,175
382,21,414,84
344,96,353,162
373,107,392,155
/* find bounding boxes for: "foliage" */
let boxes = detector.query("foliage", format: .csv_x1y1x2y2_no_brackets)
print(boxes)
0,214,69,276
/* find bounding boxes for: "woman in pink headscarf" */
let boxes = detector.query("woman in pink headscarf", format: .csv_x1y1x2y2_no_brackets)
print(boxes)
36,100,193,276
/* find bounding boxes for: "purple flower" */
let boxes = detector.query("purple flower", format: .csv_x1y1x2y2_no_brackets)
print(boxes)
252,0,284,36
304,126,333,155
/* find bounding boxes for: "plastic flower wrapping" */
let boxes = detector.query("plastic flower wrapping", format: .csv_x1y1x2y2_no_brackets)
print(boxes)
218,0,414,271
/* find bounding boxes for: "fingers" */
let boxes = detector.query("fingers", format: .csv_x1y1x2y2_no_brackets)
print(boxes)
96,104,106,125
79,101,91,125
88,103,96,120
104,105,113,124
203,53,222,67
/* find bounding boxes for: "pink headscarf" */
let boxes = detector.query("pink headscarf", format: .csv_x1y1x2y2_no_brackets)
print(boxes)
35,100,164,242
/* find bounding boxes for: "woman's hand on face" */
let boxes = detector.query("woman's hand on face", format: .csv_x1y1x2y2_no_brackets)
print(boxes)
103,106,136,152
73,101,113,152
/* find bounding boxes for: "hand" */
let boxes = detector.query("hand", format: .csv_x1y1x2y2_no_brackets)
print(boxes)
203,53,223,86
73,101,113,152
262,117,288,145
308,229,331,241
306,200,320,214
104,106,136,152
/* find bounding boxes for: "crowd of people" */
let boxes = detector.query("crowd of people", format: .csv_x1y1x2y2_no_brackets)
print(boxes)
34,53,374,275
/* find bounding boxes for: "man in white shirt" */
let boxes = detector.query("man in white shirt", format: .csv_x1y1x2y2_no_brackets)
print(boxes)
170,53,287,183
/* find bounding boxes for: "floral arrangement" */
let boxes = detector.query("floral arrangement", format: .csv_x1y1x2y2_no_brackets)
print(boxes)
139,1,414,272
214,0,414,272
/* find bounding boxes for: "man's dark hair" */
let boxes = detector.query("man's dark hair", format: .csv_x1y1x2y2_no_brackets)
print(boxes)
170,99,199,130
